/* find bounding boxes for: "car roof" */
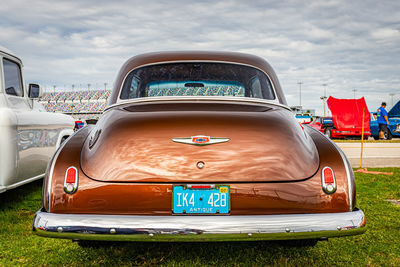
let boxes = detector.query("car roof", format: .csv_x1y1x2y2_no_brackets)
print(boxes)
108,51,287,106
0,46,23,64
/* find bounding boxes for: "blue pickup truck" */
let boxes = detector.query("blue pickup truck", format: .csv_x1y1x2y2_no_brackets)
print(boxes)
371,101,400,140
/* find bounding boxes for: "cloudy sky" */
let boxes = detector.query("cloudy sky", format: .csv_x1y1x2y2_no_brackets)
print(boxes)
1,0,399,115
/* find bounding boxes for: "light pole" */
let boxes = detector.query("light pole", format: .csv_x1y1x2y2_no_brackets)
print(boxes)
104,82,107,92
389,93,395,107
297,81,303,108
352,89,357,99
320,96,327,117
88,83,91,91
321,84,328,117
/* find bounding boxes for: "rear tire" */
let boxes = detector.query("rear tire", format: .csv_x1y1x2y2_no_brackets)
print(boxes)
324,127,333,139
385,131,393,140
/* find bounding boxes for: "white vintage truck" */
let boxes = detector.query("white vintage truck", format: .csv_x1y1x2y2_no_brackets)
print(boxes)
0,46,74,193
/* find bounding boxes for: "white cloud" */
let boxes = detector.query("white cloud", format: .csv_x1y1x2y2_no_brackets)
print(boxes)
371,28,400,39
0,0,399,114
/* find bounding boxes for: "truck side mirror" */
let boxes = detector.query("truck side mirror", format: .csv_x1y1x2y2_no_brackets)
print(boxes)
28,84,42,99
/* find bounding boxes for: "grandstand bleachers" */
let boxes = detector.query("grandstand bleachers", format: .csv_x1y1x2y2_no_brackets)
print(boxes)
39,86,245,120
39,90,111,120
147,85,245,97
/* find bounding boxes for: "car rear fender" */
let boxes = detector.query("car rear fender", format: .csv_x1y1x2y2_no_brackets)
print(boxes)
42,125,94,211
304,125,355,211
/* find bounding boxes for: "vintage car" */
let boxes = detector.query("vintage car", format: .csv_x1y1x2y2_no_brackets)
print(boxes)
307,117,334,136
0,46,74,193
294,113,312,124
74,120,85,131
326,97,371,139
33,51,366,245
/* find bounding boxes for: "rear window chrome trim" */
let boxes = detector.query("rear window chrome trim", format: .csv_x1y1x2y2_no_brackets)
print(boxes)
106,96,291,113
115,60,279,104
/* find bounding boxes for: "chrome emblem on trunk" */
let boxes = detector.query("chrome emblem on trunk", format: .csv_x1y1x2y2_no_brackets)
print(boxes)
172,135,230,146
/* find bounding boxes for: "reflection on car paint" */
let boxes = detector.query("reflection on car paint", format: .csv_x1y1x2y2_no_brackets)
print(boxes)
18,129,60,151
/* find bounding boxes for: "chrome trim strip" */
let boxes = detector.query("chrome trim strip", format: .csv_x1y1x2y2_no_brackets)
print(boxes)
46,133,71,212
328,139,354,211
106,96,291,112
339,147,354,211
46,148,60,213
0,173,44,193
33,209,366,241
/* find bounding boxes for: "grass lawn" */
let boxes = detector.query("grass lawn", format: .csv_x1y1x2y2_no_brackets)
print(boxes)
1,168,400,266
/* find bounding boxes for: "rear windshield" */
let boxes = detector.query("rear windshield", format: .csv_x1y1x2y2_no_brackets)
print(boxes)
120,63,275,100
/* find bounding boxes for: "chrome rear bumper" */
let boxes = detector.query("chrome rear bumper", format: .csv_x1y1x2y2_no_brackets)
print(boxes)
33,209,366,242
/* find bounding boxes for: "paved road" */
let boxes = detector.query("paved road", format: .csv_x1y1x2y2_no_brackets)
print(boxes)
336,142,400,168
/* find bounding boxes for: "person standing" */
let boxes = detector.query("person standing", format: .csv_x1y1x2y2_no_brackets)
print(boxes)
377,102,389,139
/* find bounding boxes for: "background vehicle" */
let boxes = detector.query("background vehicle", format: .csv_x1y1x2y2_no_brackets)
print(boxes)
307,117,334,136
370,101,400,140
295,113,312,124
326,97,371,139
34,51,365,245
0,46,74,193
74,120,85,131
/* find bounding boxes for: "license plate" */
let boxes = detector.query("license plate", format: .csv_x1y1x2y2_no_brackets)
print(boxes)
172,185,230,214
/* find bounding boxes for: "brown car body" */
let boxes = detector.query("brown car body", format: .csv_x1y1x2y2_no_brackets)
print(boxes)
34,51,365,243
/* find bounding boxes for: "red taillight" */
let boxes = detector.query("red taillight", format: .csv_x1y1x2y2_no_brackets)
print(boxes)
321,167,336,194
64,167,78,194
323,168,335,184
65,168,76,184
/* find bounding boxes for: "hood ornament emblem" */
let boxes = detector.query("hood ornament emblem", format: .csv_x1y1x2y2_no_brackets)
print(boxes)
172,135,230,146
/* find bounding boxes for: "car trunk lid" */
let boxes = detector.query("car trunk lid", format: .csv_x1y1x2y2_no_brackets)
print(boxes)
81,100,319,183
